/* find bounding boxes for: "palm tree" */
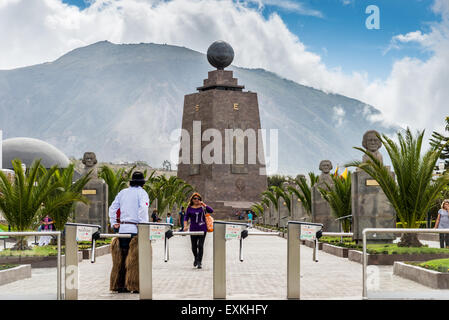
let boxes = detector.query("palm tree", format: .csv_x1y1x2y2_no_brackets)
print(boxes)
262,186,286,227
98,165,136,206
250,203,264,218
51,164,91,231
347,128,449,247
430,116,449,170
287,172,318,216
0,159,86,250
318,171,352,232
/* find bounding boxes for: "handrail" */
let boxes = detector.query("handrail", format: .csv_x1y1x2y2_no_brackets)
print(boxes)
214,221,249,227
335,215,352,221
322,232,353,237
287,220,323,227
139,222,174,227
0,231,62,300
99,233,132,238
172,231,205,236
65,222,101,229
362,228,449,299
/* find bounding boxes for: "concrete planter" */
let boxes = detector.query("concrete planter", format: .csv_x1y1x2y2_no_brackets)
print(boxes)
0,252,83,268
322,243,349,258
0,265,31,285
348,249,449,265
304,240,322,250
81,245,111,260
418,233,439,242
393,262,449,289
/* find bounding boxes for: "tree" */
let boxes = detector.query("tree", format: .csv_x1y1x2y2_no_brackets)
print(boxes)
318,171,352,232
99,165,136,206
267,174,290,188
250,203,264,218
430,116,449,170
287,172,318,216
51,164,91,231
0,159,86,249
347,128,449,247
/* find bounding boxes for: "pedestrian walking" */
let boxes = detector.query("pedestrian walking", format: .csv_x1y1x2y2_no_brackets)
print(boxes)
108,171,149,293
184,192,213,269
179,207,185,231
38,215,56,246
166,213,173,224
435,199,449,248
248,210,253,228
151,209,158,222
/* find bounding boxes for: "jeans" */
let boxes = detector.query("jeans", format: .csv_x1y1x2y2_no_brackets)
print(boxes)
440,233,449,248
190,232,207,263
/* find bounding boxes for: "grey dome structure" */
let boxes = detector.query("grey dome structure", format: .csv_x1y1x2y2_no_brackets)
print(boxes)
2,137,70,169
207,41,234,70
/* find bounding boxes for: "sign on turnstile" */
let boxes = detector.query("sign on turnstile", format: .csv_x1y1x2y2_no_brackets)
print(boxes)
225,224,242,240
150,224,165,241
300,224,321,241
76,226,95,241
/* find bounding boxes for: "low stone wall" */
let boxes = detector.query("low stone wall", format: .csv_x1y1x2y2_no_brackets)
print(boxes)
81,245,111,260
0,252,83,268
348,250,449,265
0,265,31,285
393,262,449,289
418,233,439,242
322,243,349,258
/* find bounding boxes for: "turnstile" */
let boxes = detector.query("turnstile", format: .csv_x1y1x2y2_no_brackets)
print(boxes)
213,221,280,299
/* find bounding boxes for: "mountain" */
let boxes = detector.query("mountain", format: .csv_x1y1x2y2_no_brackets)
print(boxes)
0,41,397,174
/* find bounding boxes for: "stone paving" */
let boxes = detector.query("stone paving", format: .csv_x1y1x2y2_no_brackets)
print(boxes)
0,230,448,300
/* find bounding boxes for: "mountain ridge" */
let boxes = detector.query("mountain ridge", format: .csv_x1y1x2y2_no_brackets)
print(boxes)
0,41,397,174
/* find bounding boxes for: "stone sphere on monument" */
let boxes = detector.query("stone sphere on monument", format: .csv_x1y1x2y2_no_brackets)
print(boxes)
207,40,234,70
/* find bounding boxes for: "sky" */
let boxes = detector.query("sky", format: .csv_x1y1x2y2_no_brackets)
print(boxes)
0,0,448,136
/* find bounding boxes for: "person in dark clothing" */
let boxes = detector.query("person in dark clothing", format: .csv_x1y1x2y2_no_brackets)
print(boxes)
179,207,185,231
151,210,158,223
184,192,213,269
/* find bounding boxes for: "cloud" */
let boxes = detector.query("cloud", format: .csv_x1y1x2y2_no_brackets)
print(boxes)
248,0,324,17
0,0,448,137
332,106,345,127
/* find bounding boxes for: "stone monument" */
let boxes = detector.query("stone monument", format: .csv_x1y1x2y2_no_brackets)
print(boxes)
177,41,268,219
74,152,109,232
311,160,339,231
351,130,396,242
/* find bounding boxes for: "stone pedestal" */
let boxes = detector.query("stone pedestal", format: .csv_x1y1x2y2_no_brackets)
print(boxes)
177,69,267,220
75,179,109,232
311,186,340,232
351,170,396,242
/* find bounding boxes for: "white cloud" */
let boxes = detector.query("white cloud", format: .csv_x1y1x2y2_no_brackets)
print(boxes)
332,105,345,127
0,0,448,136
248,0,324,17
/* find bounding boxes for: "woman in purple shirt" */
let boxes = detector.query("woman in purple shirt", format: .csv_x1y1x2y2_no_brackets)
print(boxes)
184,192,213,269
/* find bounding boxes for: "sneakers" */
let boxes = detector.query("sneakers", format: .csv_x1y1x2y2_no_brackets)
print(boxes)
197,262,202,269
193,259,198,267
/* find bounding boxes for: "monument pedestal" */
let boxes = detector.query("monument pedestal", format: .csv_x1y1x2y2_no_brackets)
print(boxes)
311,186,339,232
351,170,396,242
75,179,109,232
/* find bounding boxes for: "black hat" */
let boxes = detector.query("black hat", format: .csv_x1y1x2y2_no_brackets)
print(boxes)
131,171,146,183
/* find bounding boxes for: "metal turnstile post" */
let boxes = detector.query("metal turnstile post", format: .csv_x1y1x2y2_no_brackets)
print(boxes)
138,224,152,300
287,222,301,299
65,224,79,300
213,222,226,299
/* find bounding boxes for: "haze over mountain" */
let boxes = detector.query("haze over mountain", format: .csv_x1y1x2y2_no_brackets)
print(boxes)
0,41,397,174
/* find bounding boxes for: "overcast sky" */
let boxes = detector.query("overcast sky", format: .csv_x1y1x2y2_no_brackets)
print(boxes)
0,0,448,135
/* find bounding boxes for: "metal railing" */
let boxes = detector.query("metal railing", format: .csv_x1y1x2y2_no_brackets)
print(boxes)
362,228,449,300
0,231,62,300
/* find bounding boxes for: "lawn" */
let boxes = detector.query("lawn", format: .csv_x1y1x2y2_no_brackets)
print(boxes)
412,258,449,273
0,224,8,232
319,236,449,255
0,240,111,257
0,264,18,271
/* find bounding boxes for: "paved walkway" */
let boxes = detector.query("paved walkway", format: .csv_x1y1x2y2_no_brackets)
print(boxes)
0,230,447,299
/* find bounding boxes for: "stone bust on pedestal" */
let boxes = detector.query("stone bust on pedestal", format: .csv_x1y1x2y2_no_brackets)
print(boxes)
81,151,99,178
317,160,334,190
75,151,109,232
362,130,383,164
